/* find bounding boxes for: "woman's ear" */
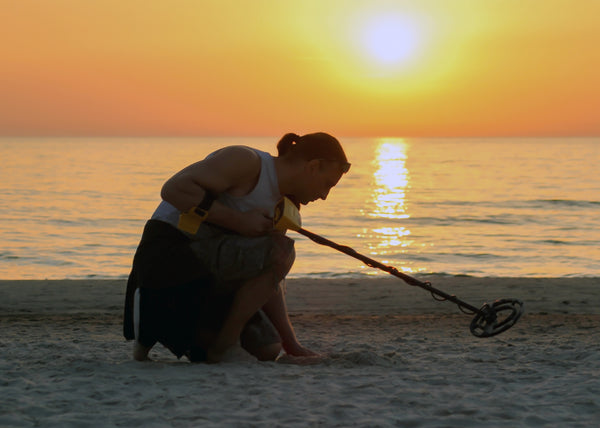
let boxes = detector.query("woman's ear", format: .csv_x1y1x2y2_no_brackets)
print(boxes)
305,159,321,175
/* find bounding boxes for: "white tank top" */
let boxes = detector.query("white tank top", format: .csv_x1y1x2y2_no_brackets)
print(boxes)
151,148,281,229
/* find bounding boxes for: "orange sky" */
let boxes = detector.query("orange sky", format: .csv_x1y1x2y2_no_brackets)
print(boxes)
1,0,599,137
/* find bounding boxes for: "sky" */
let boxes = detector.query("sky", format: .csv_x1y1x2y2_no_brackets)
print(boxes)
1,0,599,137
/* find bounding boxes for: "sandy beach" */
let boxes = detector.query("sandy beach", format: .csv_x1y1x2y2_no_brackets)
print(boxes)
1,276,599,427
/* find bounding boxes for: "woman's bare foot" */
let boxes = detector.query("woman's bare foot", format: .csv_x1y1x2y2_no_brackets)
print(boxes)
133,341,153,361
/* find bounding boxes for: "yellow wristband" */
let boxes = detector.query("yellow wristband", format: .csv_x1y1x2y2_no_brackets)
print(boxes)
177,191,216,234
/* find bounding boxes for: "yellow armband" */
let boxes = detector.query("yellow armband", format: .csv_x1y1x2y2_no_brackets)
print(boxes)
177,191,216,234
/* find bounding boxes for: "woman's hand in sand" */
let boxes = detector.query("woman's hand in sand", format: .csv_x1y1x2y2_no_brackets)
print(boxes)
282,340,319,357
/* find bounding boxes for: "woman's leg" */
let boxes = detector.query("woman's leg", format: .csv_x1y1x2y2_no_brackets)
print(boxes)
206,234,294,362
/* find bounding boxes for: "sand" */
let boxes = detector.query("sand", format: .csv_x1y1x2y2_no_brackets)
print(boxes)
1,276,599,427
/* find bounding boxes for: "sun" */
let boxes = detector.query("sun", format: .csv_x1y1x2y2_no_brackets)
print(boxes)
359,13,420,68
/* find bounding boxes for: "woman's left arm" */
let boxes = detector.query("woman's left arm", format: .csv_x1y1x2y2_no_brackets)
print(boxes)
261,283,319,357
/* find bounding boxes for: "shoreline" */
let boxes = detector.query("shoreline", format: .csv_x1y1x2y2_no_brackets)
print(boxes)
1,276,598,316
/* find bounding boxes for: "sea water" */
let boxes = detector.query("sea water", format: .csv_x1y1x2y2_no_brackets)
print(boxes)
1,137,598,279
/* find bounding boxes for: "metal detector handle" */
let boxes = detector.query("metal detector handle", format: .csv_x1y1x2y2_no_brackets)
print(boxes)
274,197,302,232
277,196,524,338
296,226,480,313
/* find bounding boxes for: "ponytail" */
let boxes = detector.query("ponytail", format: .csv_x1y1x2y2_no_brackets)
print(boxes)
276,133,300,156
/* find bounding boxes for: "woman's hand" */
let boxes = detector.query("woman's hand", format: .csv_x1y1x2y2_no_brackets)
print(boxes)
282,340,320,357
237,209,274,237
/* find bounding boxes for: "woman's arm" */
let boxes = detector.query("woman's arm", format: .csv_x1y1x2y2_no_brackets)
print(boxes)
262,283,319,357
160,146,272,236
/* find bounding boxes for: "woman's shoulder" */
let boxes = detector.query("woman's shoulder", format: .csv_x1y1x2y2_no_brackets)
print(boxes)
210,145,261,163
204,145,262,188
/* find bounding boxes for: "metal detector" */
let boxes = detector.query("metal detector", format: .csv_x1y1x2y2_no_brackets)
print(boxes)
274,197,523,338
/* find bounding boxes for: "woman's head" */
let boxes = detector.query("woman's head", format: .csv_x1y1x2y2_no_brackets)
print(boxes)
277,132,350,205
277,132,350,174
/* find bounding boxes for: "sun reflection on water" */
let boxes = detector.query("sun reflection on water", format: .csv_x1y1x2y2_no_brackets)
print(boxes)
370,139,410,219
364,139,414,269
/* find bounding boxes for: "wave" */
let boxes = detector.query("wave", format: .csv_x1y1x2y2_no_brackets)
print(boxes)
419,199,600,209
410,215,522,226
0,252,20,260
540,239,573,245
533,199,600,207
433,252,508,259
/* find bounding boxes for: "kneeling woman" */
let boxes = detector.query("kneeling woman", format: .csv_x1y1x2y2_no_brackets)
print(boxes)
123,132,350,362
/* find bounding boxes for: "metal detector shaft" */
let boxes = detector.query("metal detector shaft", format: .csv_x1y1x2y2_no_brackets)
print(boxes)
296,227,481,315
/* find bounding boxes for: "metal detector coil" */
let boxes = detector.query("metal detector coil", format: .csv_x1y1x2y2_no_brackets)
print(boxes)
470,299,524,337
274,197,525,338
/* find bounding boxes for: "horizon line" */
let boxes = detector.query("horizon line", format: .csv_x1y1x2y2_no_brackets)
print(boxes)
1,133,599,139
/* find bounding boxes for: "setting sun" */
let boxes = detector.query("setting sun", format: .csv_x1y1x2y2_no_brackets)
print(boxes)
359,13,421,69
0,0,598,137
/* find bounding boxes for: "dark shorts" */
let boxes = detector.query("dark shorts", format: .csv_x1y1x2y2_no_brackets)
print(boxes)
123,220,287,361
133,283,280,361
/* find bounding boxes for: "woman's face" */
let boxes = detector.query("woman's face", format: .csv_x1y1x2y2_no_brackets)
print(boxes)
296,160,343,205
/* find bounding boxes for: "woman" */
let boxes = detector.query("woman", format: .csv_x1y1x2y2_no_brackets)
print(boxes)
123,132,350,362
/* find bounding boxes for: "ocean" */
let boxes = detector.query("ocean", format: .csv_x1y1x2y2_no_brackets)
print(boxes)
1,136,598,280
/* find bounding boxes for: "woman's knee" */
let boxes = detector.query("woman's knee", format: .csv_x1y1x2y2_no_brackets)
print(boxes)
269,234,295,280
